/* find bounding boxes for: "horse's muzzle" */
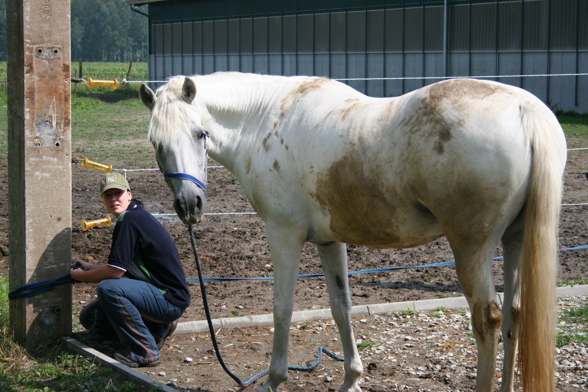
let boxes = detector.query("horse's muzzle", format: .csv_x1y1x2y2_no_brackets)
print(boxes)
173,194,207,225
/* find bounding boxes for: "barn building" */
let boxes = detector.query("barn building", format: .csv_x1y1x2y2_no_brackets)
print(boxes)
127,0,588,114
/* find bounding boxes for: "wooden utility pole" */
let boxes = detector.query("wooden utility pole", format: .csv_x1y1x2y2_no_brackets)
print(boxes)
6,0,72,347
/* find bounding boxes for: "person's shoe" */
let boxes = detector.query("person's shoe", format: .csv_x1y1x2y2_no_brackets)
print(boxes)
114,352,160,368
155,320,178,349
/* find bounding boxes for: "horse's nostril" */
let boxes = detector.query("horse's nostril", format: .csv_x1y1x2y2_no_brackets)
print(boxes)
196,196,204,211
173,199,187,219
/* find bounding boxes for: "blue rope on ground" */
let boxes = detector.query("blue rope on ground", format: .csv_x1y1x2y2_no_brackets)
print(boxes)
239,346,344,387
287,346,345,371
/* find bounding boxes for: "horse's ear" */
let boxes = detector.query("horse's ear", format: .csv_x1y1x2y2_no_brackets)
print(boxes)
182,77,197,104
139,83,156,110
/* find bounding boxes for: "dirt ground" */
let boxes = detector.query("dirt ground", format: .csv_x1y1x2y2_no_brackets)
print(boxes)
0,135,587,391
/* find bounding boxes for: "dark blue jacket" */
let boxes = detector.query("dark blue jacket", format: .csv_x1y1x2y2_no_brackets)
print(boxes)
107,201,191,310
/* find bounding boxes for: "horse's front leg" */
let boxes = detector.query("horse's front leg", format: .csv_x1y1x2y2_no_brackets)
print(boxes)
258,226,304,392
317,242,362,392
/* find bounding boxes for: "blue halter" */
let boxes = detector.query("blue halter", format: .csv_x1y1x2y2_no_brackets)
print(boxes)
163,172,207,191
162,131,209,191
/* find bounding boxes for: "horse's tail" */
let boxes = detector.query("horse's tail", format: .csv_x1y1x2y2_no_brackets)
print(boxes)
519,103,565,391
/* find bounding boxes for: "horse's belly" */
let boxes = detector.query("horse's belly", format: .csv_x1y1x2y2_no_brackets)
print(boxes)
334,223,443,249
327,205,443,249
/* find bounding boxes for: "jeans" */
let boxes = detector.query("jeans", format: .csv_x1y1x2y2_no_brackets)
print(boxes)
80,278,184,364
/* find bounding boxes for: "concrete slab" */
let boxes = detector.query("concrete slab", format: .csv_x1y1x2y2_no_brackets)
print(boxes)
175,317,221,334
62,336,176,392
221,312,274,329
556,284,588,297
175,285,588,334
413,296,469,312
367,300,417,315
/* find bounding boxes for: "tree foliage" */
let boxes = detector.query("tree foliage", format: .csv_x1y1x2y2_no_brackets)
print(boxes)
0,0,6,61
0,0,148,62
71,0,148,62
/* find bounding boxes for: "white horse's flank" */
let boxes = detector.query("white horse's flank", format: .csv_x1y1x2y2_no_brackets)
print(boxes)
140,72,566,392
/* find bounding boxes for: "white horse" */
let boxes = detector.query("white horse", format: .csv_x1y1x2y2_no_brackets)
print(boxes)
140,72,566,392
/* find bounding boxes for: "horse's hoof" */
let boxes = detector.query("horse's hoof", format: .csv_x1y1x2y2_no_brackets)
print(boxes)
339,384,362,392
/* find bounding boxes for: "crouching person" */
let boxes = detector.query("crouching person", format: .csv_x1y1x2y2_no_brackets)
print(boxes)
71,172,191,367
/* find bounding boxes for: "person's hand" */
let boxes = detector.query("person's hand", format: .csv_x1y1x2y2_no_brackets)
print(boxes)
70,259,93,271
70,260,95,280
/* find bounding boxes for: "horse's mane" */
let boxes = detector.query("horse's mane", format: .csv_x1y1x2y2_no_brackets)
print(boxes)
149,73,281,147
148,72,340,148
148,75,200,148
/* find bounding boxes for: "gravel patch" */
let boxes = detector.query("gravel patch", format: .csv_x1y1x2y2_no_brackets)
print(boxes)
131,295,588,391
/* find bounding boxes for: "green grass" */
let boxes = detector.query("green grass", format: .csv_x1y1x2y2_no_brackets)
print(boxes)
557,112,588,137
356,340,382,351
557,277,588,287
71,61,148,83
556,303,588,348
0,62,153,169
70,88,155,169
0,277,161,392
561,304,588,324
395,308,417,317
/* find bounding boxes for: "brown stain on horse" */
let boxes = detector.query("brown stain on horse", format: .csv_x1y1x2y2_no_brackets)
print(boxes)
421,79,510,154
434,127,452,154
312,151,400,247
280,78,330,114
245,157,252,174
473,301,503,343
339,99,360,122
397,80,502,156
396,98,454,155
311,141,446,249
426,79,510,112
262,132,272,152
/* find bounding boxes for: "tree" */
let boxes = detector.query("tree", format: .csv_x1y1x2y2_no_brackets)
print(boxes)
0,0,6,61
70,0,148,62
0,0,148,62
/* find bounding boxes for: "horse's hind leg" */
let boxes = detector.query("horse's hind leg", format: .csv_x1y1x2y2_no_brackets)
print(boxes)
452,240,503,392
499,218,524,392
317,242,363,392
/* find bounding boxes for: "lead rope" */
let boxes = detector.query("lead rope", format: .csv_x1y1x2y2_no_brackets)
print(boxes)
188,225,344,389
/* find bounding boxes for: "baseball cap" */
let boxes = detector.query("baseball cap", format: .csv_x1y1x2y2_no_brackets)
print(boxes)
100,172,131,195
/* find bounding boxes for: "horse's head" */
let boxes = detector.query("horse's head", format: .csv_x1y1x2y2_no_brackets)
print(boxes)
140,77,208,224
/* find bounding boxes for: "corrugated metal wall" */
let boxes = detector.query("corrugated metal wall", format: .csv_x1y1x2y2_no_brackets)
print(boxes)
148,0,588,113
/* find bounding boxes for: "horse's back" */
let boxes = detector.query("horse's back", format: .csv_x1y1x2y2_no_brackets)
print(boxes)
284,78,564,248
